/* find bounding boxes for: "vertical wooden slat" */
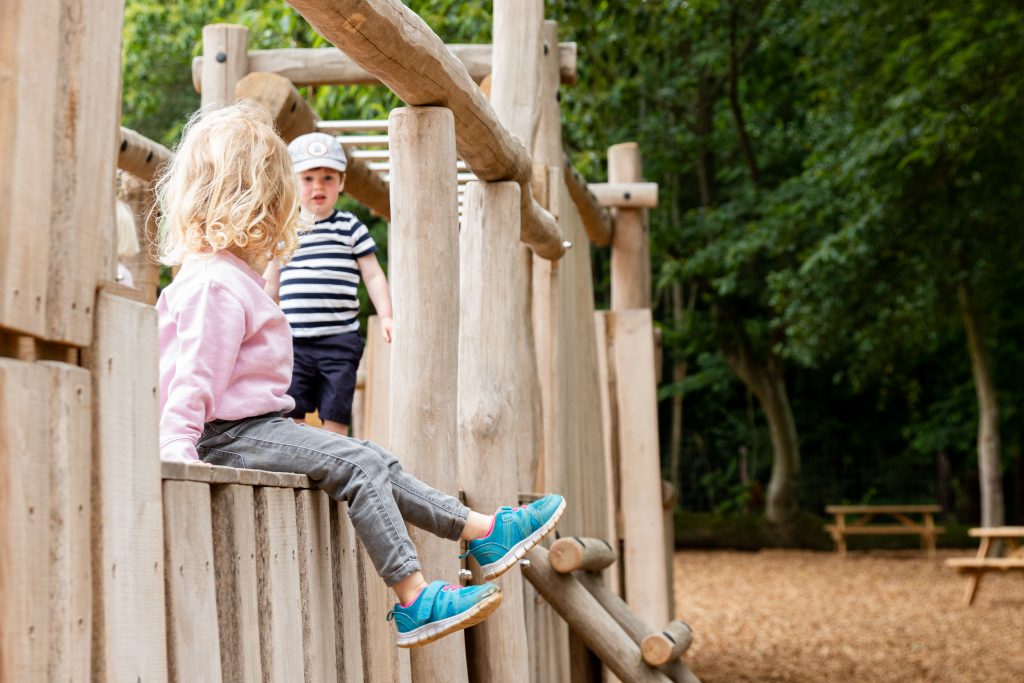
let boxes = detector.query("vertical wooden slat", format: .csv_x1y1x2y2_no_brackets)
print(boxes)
388,105,469,682
255,487,305,682
356,539,408,683
163,480,223,683
211,484,264,682
0,360,53,681
593,312,622,596
84,291,167,682
361,315,392,446
329,502,365,683
296,490,339,682
43,361,93,682
201,24,250,111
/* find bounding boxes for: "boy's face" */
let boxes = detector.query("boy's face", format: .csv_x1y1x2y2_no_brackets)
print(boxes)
298,167,345,219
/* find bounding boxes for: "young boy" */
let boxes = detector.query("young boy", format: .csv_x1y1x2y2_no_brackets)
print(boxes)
265,132,393,436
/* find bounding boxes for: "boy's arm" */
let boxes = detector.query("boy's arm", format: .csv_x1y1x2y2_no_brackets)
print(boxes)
356,253,393,342
263,259,282,303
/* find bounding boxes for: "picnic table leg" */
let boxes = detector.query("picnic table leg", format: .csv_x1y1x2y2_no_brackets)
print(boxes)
834,514,847,557
922,513,936,558
963,537,992,607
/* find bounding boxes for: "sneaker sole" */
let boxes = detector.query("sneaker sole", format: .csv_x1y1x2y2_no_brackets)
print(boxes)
395,590,503,648
478,497,567,580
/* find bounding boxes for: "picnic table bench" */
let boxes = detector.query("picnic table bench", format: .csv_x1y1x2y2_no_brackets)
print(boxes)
824,504,944,557
945,526,1024,606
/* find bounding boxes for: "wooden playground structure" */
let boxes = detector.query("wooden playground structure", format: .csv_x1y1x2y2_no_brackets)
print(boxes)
1,1,698,681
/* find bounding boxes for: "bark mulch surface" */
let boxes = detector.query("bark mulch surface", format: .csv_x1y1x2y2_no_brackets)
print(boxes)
675,549,1024,683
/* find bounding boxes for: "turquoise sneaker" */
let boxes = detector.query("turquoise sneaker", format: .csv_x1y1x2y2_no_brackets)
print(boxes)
464,494,566,580
387,581,502,648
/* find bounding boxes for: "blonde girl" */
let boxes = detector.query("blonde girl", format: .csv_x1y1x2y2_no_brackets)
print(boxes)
154,101,565,647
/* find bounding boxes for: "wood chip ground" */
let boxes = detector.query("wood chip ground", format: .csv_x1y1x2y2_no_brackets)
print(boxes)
675,549,1024,682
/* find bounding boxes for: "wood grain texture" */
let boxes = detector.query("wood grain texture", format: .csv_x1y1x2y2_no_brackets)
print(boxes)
118,127,172,182
608,143,651,310
192,43,578,90
588,183,659,208
283,0,565,260
210,484,263,682
295,490,338,683
387,105,469,682
328,502,365,683
83,292,168,682
550,537,617,574
201,24,249,110
163,480,223,683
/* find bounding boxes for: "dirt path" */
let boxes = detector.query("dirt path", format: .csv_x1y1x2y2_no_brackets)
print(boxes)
674,549,1024,682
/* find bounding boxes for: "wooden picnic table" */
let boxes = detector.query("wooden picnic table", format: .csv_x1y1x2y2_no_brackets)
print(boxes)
945,526,1024,606
824,504,944,557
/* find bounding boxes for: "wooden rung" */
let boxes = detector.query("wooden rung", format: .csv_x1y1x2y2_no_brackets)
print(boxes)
641,621,694,667
549,537,617,574
945,558,1024,570
317,119,389,132
588,182,659,208
824,524,945,536
968,526,1024,537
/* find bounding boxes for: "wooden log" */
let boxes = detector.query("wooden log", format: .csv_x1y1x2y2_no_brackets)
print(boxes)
254,487,305,682
575,573,700,683
83,292,168,681
0,360,53,681
588,183,659,209
295,490,339,683
521,547,670,683
388,105,469,681
192,43,579,90
283,0,565,260
641,622,694,668
210,484,264,682
201,24,249,110
550,537,617,574
163,480,223,683
492,0,543,148
329,503,366,683
609,143,651,310
593,312,622,596
663,481,677,618
355,536,410,682
564,161,614,246
118,127,172,182
458,180,531,682
236,71,392,220
43,361,93,682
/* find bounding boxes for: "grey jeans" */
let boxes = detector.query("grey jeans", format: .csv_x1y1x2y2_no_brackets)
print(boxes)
196,414,469,586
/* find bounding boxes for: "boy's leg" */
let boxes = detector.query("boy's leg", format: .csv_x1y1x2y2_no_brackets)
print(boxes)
197,415,449,586
315,331,364,436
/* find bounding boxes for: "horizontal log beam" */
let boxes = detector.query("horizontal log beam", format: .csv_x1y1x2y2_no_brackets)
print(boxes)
589,182,659,208
283,0,565,260
236,72,391,219
117,127,171,182
549,536,617,574
192,43,577,91
564,158,613,246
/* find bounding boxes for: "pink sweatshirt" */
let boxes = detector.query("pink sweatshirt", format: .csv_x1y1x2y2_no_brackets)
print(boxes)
158,251,295,462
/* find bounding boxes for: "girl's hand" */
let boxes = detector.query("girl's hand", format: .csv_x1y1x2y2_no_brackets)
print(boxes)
380,316,394,343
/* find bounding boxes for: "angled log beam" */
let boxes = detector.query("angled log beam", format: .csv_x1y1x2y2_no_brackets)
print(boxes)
283,0,565,260
117,128,171,183
563,159,613,245
191,43,578,91
235,72,391,219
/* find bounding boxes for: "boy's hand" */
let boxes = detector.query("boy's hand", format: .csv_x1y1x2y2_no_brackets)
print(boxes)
380,316,394,343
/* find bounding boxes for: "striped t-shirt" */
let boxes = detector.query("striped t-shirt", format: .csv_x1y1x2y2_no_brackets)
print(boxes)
280,210,377,338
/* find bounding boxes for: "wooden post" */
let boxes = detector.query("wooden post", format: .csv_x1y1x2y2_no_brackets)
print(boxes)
458,180,531,682
608,143,651,310
388,105,469,682
201,24,249,111
83,292,168,681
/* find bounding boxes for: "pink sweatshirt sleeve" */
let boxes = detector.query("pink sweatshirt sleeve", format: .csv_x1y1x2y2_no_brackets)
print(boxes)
160,281,249,462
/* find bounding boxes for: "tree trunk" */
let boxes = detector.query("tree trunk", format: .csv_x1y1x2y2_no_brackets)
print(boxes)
958,282,1004,528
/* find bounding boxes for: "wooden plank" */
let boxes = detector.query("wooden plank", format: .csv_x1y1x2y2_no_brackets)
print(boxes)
610,309,670,628
192,43,578,89
201,24,249,110
210,484,263,682
588,183,659,209
283,0,565,260
356,538,409,682
254,487,305,682
458,181,531,682
163,481,223,683
823,525,946,535
295,490,339,683
825,504,941,514
42,362,93,682
0,360,53,681
360,315,392,445
946,558,1024,569
83,292,167,682
118,127,172,182
608,143,651,310
388,105,469,681
329,503,365,683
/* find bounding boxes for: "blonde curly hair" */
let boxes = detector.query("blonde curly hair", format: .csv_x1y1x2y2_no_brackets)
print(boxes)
156,101,301,265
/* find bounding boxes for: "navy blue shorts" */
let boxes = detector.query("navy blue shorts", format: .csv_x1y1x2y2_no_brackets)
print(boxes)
286,331,365,425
